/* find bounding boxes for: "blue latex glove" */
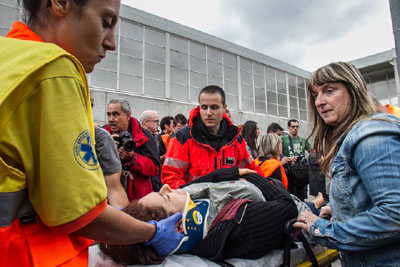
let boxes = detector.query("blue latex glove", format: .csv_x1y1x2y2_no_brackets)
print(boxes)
144,212,185,257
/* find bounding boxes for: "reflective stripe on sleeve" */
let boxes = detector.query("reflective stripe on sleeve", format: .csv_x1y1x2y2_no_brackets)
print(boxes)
238,157,252,168
164,157,190,170
0,188,35,227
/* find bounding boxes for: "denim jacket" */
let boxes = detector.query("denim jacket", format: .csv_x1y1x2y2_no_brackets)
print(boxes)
309,113,400,267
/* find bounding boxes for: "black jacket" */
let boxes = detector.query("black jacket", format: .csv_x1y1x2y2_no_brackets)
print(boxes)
182,167,298,261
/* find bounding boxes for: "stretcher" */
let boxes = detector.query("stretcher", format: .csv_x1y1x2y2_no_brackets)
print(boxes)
88,242,339,267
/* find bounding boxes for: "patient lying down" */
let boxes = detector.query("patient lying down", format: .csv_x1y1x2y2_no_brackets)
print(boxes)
100,167,298,265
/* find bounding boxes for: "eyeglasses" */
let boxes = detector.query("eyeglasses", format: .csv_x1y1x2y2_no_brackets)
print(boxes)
290,126,299,128
148,120,160,124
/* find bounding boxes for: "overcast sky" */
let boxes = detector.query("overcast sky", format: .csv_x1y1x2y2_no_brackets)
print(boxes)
122,0,395,72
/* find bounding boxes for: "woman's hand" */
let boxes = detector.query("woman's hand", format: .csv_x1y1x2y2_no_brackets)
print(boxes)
293,211,319,233
239,168,257,176
319,205,332,220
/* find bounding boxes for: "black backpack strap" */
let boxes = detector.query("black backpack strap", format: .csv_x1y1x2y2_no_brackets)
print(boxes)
283,218,318,267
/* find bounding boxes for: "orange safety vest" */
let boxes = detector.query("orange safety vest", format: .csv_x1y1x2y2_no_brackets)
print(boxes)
0,22,95,267
255,157,288,189
386,104,400,118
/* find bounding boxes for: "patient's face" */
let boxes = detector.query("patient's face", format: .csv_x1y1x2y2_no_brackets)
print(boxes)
139,184,187,216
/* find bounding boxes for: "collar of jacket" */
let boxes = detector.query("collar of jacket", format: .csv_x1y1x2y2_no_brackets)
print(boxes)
188,106,239,146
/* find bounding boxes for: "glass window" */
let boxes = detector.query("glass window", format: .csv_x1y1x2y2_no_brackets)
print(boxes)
268,103,278,116
145,44,165,63
278,105,288,117
255,100,266,114
144,61,164,80
119,74,142,93
170,35,188,54
240,71,252,85
289,96,298,108
0,6,19,29
145,27,164,46
207,47,222,64
266,78,276,91
298,88,306,99
276,70,285,82
224,79,238,95
223,52,236,68
290,108,299,119
241,83,253,98
170,83,189,101
226,94,238,109
265,66,275,80
144,78,164,97
288,74,296,86
240,58,252,72
277,81,286,94
253,62,264,76
190,41,206,59
278,93,287,106
120,55,142,76
120,37,142,58
299,98,307,110
91,69,117,89
242,97,254,112
289,85,297,97
297,78,305,89
190,72,206,88
96,52,118,72
254,87,265,101
190,86,201,103
121,19,143,40
171,67,188,85
300,110,308,121
267,91,277,103
254,75,264,88
224,66,237,81
208,76,222,87
170,50,188,69
208,61,222,77
190,56,206,73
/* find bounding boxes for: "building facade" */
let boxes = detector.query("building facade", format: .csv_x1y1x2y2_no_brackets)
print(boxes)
5,2,398,135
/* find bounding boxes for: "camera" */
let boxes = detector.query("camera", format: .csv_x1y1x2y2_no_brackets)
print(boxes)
114,131,136,152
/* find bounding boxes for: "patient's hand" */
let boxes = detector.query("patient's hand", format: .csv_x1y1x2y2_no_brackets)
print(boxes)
239,168,257,176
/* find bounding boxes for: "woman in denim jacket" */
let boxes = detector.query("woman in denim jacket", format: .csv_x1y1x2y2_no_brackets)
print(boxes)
294,62,400,266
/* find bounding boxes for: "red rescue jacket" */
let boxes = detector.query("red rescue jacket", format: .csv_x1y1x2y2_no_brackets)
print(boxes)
161,107,262,189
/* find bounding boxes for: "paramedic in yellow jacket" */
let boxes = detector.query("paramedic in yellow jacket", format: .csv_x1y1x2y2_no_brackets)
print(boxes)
0,0,183,266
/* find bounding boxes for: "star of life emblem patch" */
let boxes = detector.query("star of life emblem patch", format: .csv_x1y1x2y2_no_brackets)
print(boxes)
73,129,99,170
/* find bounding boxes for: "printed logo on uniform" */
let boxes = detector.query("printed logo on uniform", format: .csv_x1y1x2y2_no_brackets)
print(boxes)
73,130,99,170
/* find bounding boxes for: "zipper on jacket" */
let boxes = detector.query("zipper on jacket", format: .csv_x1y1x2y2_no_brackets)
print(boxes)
214,157,217,170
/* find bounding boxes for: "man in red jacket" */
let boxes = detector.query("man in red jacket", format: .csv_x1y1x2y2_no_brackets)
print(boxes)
161,85,262,189
106,99,160,200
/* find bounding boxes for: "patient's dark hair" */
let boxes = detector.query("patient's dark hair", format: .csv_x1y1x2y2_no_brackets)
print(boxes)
99,200,168,265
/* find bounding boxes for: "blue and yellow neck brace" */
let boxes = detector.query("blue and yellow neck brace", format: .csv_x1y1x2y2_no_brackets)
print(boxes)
170,192,210,255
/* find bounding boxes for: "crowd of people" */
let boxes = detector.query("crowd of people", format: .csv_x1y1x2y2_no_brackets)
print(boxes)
2,1,400,267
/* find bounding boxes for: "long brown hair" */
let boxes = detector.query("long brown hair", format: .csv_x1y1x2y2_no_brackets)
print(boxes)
99,201,168,265
307,62,375,176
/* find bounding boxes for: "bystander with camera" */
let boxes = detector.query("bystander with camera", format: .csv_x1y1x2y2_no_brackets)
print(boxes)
105,99,160,200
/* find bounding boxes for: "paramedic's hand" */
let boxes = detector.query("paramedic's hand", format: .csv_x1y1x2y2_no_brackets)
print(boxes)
144,212,185,257
239,168,257,176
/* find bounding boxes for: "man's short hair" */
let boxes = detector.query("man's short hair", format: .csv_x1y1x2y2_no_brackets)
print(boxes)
108,99,131,114
160,116,175,131
174,113,187,125
198,85,226,105
139,110,158,124
287,119,299,127
267,122,284,133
